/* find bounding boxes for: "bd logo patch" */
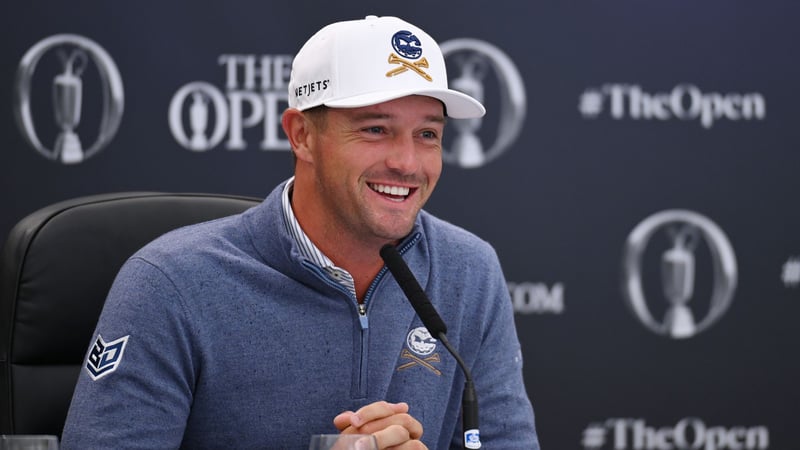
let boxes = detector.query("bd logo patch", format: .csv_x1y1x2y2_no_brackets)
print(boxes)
86,334,129,381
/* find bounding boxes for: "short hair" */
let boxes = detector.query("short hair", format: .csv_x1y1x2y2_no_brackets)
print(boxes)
302,105,329,131
286,105,328,167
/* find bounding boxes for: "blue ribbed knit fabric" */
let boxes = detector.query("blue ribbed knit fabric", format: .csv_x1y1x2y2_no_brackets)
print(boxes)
61,180,539,449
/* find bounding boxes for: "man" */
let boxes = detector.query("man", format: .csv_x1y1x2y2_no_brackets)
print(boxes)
61,15,540,449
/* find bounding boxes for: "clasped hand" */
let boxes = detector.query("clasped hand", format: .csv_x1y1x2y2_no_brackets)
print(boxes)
334,401,427,450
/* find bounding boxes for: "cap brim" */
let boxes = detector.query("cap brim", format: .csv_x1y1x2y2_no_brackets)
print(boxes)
323,88,486,119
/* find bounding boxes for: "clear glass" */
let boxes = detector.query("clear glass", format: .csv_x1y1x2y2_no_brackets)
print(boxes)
308,434,378,450
0,435,59,450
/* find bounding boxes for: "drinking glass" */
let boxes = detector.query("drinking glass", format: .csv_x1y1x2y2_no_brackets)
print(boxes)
308,434,378,450
0,435,59,450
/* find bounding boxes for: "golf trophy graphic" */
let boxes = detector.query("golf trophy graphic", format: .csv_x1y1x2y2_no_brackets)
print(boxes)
661,225,699,338
53,48,88,164
449,55,487,168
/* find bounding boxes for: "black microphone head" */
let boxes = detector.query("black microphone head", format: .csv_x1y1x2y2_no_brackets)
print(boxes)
380,244,448,336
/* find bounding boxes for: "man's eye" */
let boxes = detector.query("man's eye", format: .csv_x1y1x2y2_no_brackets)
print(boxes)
420,130,438,139
363,126,384,134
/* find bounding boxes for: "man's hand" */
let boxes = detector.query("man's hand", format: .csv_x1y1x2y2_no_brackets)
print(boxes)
333,401,427,450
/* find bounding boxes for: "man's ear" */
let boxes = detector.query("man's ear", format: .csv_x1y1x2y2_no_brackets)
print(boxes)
281,108,314,163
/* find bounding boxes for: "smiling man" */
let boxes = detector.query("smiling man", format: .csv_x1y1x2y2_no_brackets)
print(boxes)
61,15,540,450
286,96,446,300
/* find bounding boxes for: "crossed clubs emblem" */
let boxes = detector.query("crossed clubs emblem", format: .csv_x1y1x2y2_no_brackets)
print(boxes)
386,53,433,81
397,348,441,375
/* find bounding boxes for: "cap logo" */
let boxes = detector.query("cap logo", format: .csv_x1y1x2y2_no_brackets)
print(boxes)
392,30,422,59
386,30,432,82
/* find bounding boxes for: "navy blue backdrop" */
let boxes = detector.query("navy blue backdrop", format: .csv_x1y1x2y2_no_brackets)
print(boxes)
2,1,798,448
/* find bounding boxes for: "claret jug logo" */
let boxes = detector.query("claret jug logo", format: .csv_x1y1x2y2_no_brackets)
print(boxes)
169,54,293,152
622,210,737,339
14,34,125,164
439,39,526,169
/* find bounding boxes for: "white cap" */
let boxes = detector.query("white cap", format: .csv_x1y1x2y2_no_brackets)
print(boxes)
288,15,485,119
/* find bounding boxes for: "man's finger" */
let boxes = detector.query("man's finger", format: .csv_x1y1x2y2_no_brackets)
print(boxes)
350,401,408,428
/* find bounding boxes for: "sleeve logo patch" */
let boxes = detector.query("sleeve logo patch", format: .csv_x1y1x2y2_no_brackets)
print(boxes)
86,334,129,381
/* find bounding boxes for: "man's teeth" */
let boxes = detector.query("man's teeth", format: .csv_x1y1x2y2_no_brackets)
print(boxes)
369,183,410,196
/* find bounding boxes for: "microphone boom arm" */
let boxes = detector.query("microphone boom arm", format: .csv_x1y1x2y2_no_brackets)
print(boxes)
379,244,481,449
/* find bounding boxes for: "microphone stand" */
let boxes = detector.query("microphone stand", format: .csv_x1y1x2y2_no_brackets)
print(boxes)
436,332,480,449
379,244,481,449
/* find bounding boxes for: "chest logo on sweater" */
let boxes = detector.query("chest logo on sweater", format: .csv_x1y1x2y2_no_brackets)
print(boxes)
397,327,441,376
85,334,129,381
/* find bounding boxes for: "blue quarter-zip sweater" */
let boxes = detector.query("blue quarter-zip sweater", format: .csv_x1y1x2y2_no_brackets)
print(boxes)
61,181,540,449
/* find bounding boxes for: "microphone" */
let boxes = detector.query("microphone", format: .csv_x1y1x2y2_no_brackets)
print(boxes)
380,244,481,449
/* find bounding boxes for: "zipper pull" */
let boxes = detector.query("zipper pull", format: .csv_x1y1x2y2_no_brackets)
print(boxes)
357,303,368,329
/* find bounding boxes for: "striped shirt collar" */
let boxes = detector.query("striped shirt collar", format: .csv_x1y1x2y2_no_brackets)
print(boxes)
281,177,356,297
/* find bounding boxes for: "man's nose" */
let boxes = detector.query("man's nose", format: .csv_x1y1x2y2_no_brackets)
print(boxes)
385,135,420,174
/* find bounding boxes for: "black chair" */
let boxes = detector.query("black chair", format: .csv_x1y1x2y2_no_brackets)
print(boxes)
0,192,261,437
